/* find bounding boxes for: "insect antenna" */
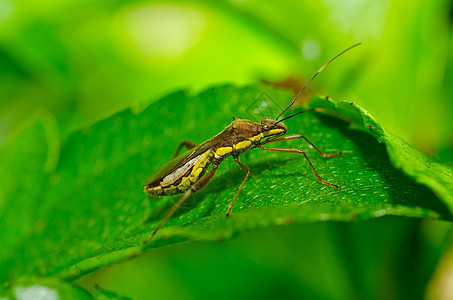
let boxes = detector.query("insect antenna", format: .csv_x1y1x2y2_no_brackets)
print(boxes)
275,43,361,122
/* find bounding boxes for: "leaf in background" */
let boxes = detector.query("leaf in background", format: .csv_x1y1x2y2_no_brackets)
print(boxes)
0,276,132,300
92,286,134,300
222,0,452,153
0,85,451,284
0,277,91,300
0,0,299,138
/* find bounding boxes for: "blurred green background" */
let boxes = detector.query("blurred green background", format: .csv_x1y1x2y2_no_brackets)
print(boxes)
2,0,453,298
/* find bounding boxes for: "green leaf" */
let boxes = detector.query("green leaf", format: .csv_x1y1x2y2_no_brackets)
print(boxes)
92,287,134,300
133,86,452,246
309,96,453,214
0,108,152,281
0,276,132,300
0,85,451,283
0,114,59,264
0,277,91,300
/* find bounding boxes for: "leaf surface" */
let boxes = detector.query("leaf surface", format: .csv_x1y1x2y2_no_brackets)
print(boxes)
0,85,451,282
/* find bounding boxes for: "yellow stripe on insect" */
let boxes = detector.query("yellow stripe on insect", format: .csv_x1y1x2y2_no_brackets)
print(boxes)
263,129,284,137
163,185,179,195
216,146,233,156
190,167,204,183
249,133,264,143
234,140,252,150
179,176,192,190
189,152,212,183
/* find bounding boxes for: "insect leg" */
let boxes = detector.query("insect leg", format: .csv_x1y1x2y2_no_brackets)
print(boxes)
143,166,218,244
258,146,339,188
226,157,251,217
262,134,342,158
173,140,198,158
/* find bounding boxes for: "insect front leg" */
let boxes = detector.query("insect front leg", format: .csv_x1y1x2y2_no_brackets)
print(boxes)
173,140,198,158
226,156,251,217
258,145,339,189
262,134,342,158
143,166,218,244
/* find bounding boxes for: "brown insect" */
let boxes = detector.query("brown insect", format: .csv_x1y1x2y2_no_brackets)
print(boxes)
142,43,360,243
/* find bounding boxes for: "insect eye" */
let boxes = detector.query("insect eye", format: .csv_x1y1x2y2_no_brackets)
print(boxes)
263,125,269,131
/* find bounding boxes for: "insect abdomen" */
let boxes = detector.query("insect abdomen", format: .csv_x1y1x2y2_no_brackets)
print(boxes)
214,139,253,160
145,150,214,196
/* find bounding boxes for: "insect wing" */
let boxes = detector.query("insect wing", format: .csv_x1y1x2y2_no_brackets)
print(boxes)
143,125,234,187
142,148,196,186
